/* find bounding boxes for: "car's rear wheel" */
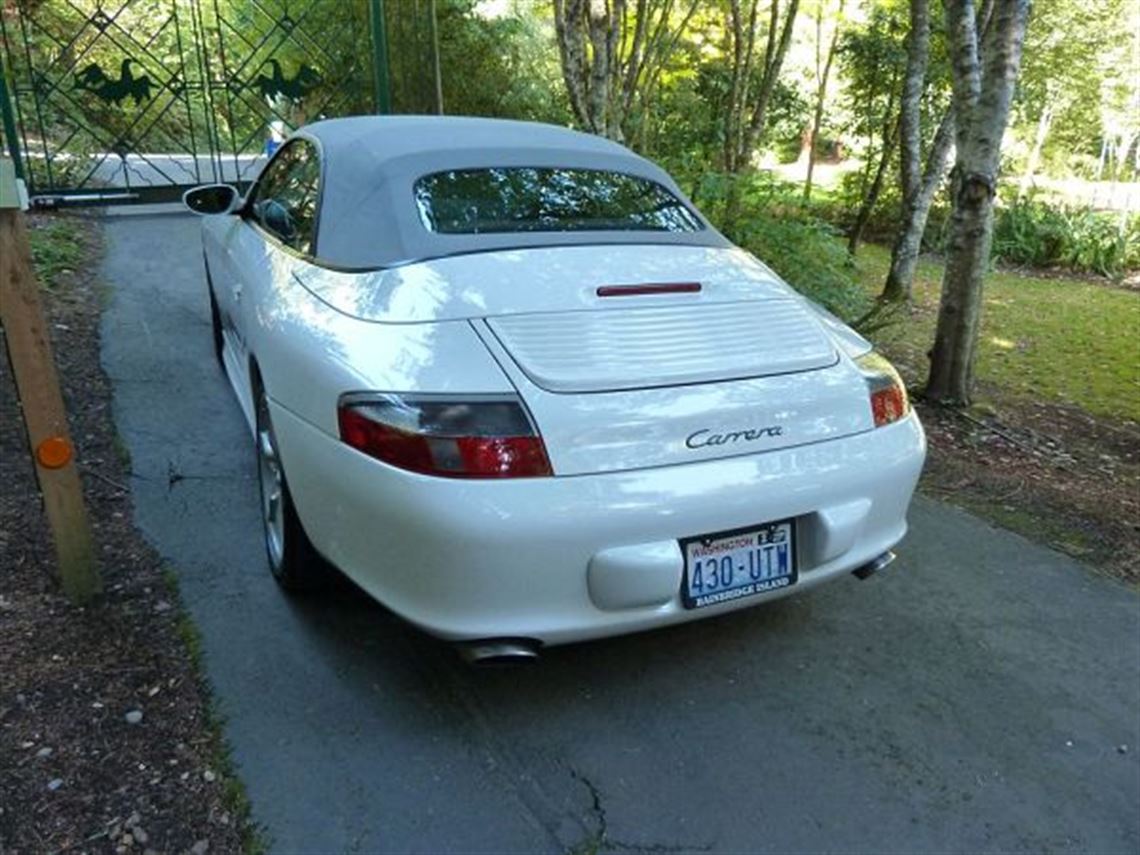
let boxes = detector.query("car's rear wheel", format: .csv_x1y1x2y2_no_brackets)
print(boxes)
254,380,326,592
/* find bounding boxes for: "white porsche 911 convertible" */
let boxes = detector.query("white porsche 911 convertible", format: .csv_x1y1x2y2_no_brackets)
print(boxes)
184,115,924,662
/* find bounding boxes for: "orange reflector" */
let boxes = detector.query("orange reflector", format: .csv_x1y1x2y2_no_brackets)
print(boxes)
36,436,73,469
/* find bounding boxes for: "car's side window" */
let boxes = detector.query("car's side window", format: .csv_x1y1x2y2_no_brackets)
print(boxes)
248,140,321,256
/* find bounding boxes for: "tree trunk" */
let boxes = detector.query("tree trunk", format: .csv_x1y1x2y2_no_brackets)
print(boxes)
553,0,697,143
428,0,444,115
553,0,593,129
802,119,822,198
723,0,753,173
586,0,614,136
805,0,844,201
897,0,931,204
797,123,813,164
728,0,800,173
848,114,900,256
881,0,937,302
882,108,954,300
925,171,995,402
1017,102,1052,198
926,0,1030,406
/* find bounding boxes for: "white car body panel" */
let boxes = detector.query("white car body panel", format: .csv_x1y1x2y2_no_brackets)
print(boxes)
293,244,796,323
192,118,925,649
484,298,838,393
473,321,873,475
269,398,923,644
202,217,516,436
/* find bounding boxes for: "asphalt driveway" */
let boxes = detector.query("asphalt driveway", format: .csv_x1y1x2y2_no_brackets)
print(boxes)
100,211,1140,854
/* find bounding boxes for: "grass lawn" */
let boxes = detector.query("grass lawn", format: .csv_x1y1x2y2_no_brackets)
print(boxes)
27,217,87,287
851,244,1140,424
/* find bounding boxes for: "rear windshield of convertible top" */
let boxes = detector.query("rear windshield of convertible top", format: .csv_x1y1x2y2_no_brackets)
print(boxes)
413,167,703,235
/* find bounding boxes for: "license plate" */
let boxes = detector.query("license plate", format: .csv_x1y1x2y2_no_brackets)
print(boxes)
680,519,796,609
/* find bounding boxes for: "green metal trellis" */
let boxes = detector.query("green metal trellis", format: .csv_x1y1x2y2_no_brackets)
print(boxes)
0,0,392,205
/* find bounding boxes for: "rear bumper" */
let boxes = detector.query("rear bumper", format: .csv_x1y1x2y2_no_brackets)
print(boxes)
272,404,926,646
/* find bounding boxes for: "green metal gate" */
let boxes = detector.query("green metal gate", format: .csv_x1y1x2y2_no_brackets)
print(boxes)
0,0,390,204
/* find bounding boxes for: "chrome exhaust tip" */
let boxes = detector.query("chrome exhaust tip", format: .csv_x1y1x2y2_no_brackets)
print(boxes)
852,550,897,580
457,638,541,666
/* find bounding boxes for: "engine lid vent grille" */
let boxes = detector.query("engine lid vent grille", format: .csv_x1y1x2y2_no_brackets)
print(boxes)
486,299,837,393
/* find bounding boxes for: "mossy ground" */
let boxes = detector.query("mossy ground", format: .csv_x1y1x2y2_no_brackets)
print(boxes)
853,244,1140,424
849,244,1139,581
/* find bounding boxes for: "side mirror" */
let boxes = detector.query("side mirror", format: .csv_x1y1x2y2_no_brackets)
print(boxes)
183,184,239,215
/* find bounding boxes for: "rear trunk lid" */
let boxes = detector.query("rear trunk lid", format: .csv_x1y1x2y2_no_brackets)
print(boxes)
295,244,872,473
486,298,837,393
475,320,874,475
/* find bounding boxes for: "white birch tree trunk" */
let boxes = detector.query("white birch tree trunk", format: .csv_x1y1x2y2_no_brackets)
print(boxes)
552,0,699,143
925,0,1030,406
881,0,956,302
1017,102,1053,199
882,109,955,301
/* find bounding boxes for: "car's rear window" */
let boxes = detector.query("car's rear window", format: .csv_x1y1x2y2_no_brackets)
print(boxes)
413,167,703,235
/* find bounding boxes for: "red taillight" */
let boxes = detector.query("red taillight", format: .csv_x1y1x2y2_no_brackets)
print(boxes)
855,352,910,428
337,395,553,478
870,385,908,427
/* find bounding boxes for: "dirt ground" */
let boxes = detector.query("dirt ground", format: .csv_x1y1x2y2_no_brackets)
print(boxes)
0,214,252,854
913,392,1139,584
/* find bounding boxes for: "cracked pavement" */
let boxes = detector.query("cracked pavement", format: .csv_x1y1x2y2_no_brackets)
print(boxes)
100,211,1140,853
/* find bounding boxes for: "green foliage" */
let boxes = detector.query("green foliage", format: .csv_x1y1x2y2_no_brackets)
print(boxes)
820,181,1137,280
389,0,568,122
620,7,814,177
836,3,909,145
831,168,898,237
827,166,954,249
737,213,873,321
833,3,908,206
764,82,814,163
992,197,1140,279
693,172,872,322
1011,0,1134,178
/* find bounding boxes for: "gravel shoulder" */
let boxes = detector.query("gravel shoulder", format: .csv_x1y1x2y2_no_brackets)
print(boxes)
0,213,253,853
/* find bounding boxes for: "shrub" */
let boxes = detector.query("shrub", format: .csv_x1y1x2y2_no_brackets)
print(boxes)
688,171,873,323
990,197,1071,267
992,196,1140,279
734,214,873,322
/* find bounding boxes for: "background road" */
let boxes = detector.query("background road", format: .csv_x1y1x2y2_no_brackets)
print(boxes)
101,211,1140,854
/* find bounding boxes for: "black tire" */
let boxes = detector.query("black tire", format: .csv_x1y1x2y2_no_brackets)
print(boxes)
254,378,327,592
204,257,225,371
208,287,225,370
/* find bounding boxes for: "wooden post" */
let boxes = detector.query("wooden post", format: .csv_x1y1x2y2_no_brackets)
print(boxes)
0,158,101,603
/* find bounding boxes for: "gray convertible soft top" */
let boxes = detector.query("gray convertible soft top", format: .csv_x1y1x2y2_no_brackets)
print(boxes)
290,116,729,270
